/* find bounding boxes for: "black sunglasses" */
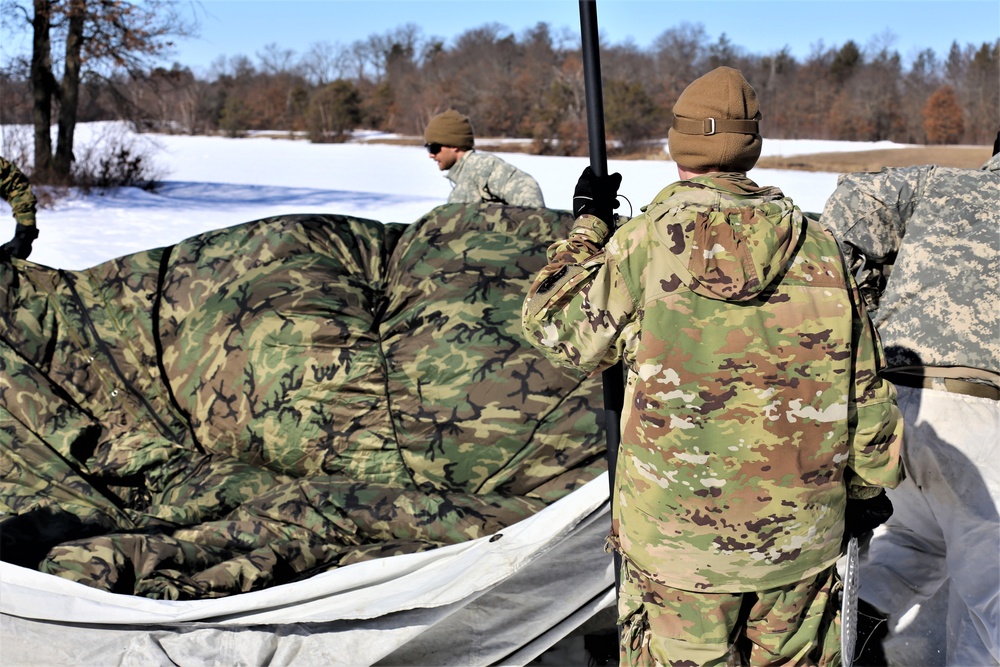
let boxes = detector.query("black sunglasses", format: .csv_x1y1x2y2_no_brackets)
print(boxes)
424,142,443,155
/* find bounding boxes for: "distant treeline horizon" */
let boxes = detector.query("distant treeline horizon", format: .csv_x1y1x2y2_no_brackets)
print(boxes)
2,20,997,157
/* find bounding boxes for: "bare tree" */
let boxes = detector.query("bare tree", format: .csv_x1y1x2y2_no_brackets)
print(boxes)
960,41,1000,144
651,23,708,108
29,0,56,174
531,54,586,156
301,41,348,87
788,45,837,139
745,47,797,139
858,47,905,141
257,42,298,76
347,24,424,85
899,48,943,142
15,0,196,181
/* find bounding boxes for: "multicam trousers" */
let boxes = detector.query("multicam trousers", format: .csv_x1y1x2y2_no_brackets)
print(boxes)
618,560,842,667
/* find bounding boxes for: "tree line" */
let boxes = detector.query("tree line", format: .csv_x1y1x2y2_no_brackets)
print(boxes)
1,2,998,185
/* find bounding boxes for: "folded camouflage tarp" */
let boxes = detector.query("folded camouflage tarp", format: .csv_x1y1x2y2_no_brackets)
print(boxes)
0,202,606,600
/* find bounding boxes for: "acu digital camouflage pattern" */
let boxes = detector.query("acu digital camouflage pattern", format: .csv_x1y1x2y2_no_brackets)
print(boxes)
0,203,606,599
522,173,902,593
0,157,37,227
821,154,1000,374
445,150,546,208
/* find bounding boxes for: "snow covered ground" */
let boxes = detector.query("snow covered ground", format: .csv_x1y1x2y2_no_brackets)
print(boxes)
1,122,912,270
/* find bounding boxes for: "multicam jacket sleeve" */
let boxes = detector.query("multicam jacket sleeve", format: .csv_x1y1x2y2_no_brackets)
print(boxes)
521,213,635,375
843,251,904,499
0,156,37,228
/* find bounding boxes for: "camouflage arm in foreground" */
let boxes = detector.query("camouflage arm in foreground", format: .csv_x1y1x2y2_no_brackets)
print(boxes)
0,157,38,228
521,214,636,375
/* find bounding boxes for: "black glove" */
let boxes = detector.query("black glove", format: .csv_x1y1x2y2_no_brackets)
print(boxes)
844,489,893,541
1,223,38,260
573,166,622,224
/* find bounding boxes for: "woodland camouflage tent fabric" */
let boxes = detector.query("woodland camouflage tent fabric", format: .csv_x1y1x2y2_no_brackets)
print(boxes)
0,202,607,600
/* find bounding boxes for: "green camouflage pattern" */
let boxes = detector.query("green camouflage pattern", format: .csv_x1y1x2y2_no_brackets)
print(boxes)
522,173,902,593
618,559,841,666
821,154,1000,373
446,150,546,208
0,203,605,599
0,156,37,228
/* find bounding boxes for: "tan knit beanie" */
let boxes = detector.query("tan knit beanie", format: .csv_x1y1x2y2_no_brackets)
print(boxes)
424,109,475,150
668,67,762,172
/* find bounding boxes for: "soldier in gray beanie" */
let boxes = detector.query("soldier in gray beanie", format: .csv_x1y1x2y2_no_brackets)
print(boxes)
822,131,1000,667
423,109,544,208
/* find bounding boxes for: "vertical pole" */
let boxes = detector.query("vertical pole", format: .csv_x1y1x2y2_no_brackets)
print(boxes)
579,0,608,179
579,0,624,610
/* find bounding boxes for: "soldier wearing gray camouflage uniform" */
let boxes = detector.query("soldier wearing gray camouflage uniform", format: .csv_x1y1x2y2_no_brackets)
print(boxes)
822,139,1000,667
0,156,39,260
522,67,903,666
424,109,545,208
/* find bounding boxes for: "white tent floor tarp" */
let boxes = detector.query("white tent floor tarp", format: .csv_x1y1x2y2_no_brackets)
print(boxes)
1,475,615,666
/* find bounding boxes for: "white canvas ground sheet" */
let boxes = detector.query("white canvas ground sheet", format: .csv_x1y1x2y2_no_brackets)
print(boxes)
0,474,615,666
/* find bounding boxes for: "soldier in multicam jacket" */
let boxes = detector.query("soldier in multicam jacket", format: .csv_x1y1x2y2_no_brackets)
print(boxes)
822,139,1000,667
423,109,545,208
522,67,903,666
0,156,39,260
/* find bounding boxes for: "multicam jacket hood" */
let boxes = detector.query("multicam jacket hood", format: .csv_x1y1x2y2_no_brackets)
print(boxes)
639,173,801,303
523,173,903,592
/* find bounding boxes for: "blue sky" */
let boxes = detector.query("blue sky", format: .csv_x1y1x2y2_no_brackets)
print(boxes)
0,0,995,74
165,0,999,73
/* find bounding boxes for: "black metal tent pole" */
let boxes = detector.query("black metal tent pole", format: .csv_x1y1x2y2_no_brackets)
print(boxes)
579,0,609,179
579,0,624,602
